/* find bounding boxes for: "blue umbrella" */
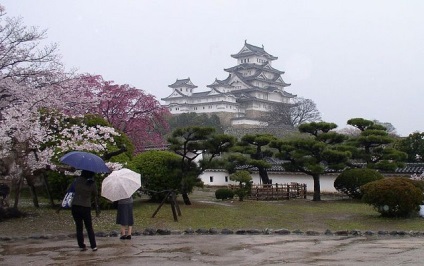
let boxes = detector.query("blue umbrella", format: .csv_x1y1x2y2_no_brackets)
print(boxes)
60,151,110,173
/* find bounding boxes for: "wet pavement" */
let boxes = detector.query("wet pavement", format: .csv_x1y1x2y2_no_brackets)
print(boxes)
1,234,424,265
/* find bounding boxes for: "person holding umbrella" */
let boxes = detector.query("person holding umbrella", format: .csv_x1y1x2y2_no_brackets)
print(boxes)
116,196,134,239
71,170,100,251
59,151,110,251
101,168,141,240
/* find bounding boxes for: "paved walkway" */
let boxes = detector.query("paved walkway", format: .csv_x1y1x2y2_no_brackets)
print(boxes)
1,234,424,265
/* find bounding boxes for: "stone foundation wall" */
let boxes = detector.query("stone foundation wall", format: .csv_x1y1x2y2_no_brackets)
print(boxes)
224,126,296,139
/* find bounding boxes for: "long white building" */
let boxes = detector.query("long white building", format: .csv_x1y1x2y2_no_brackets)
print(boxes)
161,41,296,128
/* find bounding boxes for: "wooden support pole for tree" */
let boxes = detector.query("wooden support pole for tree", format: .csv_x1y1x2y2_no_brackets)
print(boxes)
171,191,181,216
151,190,182,222
169,193,178,222
151,191,171,218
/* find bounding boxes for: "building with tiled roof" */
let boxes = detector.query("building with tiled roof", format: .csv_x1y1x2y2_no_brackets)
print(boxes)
161,41,296,128
199,161,424,193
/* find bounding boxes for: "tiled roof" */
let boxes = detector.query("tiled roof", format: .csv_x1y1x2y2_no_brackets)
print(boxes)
207,78,233,88
231,41,278,60
224,62,284,75
224,65,290,88
236,159,424,175
168,78,198,88
280,90,296,98
243,74,290,87
394,163,424,174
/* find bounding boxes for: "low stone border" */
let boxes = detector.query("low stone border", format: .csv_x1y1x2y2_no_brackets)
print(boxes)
2,228,424,242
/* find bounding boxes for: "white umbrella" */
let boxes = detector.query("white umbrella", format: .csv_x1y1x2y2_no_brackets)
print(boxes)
101,168,141,202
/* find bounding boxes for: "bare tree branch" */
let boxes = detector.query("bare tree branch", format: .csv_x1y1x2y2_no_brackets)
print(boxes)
262,97,321,127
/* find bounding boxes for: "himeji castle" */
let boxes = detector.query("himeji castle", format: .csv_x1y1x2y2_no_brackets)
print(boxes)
161,41,297,128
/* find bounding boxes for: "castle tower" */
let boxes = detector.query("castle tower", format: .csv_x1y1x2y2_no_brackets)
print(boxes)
161,42,296,128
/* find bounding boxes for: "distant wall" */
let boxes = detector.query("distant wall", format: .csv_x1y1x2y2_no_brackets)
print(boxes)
224,126,296,139
200,169,338,193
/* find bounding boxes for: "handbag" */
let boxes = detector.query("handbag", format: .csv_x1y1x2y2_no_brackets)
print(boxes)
61,179,76,209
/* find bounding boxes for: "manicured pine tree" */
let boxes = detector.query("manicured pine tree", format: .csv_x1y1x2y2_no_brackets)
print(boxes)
271,122,351,201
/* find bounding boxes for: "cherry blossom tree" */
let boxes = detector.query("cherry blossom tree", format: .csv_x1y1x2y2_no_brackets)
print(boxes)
0,5,64,112
0,78,122,208
0,6,124,209
85,75,170,153
0,5,168,211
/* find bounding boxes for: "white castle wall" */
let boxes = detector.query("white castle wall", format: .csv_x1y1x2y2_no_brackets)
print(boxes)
200,169,338,193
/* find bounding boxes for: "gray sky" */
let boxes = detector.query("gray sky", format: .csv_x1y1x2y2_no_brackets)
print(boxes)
3,0,423,136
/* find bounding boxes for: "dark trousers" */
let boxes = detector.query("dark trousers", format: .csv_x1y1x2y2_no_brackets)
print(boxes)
71,205,96,249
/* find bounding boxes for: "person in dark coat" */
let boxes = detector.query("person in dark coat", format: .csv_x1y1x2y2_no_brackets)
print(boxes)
71,170,100,251
116,196,134,239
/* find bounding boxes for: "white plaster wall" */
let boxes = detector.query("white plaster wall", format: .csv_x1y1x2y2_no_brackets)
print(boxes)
268,92,282,102
250,173,338,193
231,119,265,126
199,170,237,186
200,170,338,193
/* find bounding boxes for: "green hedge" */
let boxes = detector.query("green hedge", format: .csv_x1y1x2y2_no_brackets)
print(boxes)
361,177,424,217
334,168,383,199
215,188,234,200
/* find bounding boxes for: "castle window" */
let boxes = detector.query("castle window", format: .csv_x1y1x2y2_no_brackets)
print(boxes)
225,176,228,182
210,176,214,183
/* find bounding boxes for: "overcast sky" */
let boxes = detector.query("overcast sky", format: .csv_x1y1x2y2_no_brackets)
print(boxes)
3,0,423,136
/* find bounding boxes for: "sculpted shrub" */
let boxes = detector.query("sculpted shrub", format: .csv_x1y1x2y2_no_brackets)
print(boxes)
230,170,252,201
215,188,234,200
129,151,182,202
334,168,383,199
361,177,423,217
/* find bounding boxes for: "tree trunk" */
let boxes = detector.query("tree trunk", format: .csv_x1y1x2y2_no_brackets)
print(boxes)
28,183,39,208
258,167,270,184
181,175,192,205
13,175,24,209
312,174,321,201
42,174,55,207
25,176,39,208
182,192,191,205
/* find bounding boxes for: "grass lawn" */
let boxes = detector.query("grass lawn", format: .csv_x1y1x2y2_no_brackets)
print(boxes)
2,187,424,237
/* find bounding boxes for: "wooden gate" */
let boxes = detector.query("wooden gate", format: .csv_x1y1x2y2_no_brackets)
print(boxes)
248,183,307,200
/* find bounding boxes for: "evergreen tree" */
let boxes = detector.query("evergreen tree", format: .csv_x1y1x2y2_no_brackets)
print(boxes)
231,134,277,184
271,122,351,201
394,132,424,162
346,118,407,170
